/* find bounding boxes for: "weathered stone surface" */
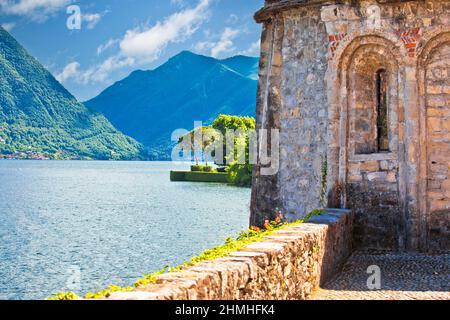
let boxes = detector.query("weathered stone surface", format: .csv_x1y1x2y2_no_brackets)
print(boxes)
250,0,450,253
106,210,354,300
426,41,450,251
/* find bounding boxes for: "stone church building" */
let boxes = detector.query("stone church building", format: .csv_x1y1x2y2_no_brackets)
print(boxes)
250,0,449,252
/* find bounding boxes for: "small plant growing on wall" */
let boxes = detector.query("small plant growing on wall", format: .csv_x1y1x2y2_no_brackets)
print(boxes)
320,156,328,207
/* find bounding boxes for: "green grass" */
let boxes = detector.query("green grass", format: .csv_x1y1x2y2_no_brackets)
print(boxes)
48,209,325,300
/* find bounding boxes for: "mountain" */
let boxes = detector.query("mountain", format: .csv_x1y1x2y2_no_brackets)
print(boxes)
220,55,259,80
0,27,144,160
85,51,259,160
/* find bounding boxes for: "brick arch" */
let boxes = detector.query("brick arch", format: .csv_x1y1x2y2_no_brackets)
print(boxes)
417,31,450,251
345,44,399,155
337,35,404,73
326,34,407,250
416,29,450,63
326,34,405,204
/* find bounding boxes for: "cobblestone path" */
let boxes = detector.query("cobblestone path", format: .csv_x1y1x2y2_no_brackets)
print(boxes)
312,251,450,300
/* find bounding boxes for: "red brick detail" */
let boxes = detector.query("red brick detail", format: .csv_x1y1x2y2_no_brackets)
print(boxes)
328,33,348,61
396,28,422,58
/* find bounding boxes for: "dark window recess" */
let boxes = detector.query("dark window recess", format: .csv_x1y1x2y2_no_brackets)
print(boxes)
376,69,389,152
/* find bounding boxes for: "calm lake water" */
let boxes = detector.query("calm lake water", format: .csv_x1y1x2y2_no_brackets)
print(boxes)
0,161,251,300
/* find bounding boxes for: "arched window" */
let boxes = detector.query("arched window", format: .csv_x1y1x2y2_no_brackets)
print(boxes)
348,48,394,155
376,69,389,152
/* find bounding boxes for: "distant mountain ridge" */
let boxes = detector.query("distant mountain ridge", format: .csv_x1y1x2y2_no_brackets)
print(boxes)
220,55,259,80
0,27,144,160
86,51,259,160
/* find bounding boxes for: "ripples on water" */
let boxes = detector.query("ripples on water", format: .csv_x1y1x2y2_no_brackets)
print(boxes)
0,161,251,300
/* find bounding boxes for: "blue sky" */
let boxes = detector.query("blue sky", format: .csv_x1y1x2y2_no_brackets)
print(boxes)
0,0,263,101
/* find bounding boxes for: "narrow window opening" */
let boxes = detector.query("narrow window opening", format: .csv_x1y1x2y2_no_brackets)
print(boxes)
376,69,389,152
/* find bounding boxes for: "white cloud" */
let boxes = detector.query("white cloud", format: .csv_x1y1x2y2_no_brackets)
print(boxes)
0,0,72,21
96,38,119,56
120,0,210,60
226,13,238,24
1,1,105,28
194,27,240,58
170,0,186,7
210,27,239,58
240,40,260,56
193,40,213,52
55,0,211,85
55,61,79,83
55,56,135,84
1,22,16,31
79,55,135,84
82,12,101,29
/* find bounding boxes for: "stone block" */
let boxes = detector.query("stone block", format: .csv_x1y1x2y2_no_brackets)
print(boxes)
104,210,354,301
360,161,380,172
387,171,397,183
367,172,388,182
427,85,443,94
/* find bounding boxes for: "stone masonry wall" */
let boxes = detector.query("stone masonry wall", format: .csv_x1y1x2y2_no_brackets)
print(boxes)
251,0,450,252
251,4,330,226
426,41,450,251
107,209,353,300
322,0,449,251
279,7,329,220
250,17,284,227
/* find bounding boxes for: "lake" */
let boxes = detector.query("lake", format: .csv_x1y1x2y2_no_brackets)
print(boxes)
0,161,251,300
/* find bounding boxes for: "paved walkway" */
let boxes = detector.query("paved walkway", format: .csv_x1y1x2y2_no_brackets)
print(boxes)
312,251,450,300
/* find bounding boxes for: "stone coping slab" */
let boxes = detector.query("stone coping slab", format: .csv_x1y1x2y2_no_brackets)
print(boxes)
107,209,354,300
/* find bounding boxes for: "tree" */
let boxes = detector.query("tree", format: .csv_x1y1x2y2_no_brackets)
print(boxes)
213,115,255,187
179,114,256,186
180,125,222,166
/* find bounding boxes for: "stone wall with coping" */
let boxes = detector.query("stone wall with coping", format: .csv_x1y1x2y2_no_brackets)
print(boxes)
106,209,353,300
